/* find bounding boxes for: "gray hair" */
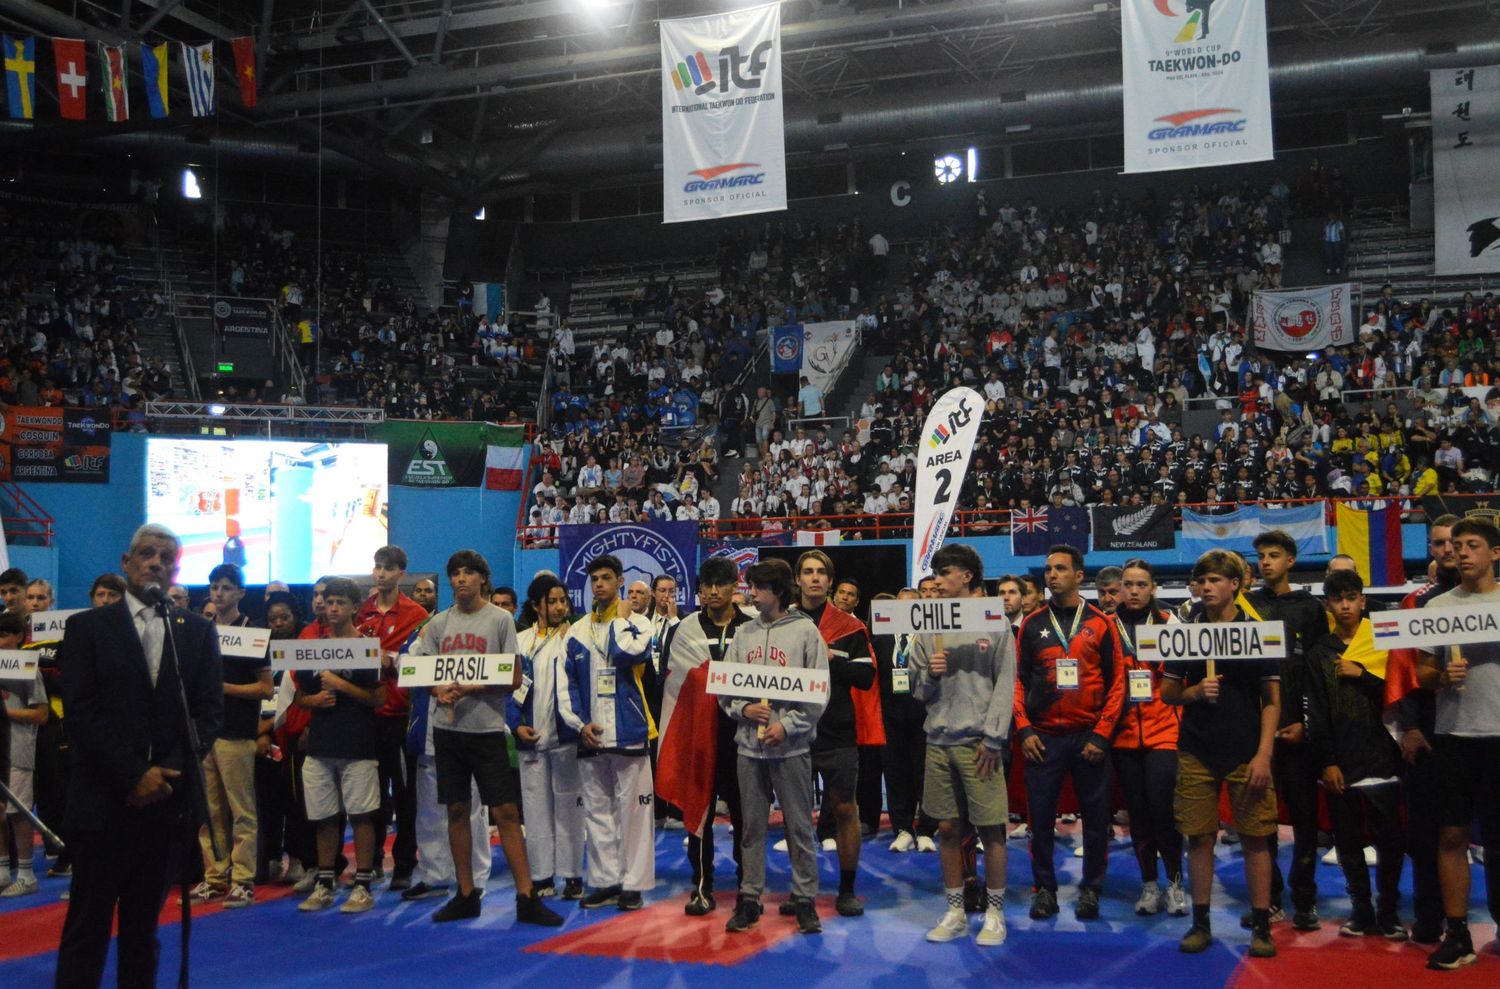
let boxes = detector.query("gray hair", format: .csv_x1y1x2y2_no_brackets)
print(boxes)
127,523,182,556
1094,566,1124,586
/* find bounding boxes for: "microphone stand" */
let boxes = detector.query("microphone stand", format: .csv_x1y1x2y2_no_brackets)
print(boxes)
156,598,217,989
0,777,65,851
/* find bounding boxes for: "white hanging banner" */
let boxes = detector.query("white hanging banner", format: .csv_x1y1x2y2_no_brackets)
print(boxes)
1121,0,1273,173
1432,65,1500,276
660,2,786,223
911,387,986,586
1249,283,1355,351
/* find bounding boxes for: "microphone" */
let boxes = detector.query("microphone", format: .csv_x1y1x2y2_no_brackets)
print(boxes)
141,583,167,608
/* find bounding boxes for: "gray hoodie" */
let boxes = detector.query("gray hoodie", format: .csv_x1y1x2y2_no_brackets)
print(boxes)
720,609,829,759
908,624,1017,751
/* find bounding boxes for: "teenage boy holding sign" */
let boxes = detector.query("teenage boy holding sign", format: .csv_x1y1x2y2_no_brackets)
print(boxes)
1160,550,1281,959
719,558,829,936
406,551,561,927
1415,518,1500,971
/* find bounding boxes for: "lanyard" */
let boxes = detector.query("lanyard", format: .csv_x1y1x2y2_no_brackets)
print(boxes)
1047,602,1086,654
1116,610,1155,655
895,633,911,669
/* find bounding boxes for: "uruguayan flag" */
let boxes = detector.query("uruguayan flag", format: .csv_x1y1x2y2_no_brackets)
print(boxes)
181,42,214,116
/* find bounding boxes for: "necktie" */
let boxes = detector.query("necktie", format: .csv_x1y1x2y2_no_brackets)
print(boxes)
136,605,163,685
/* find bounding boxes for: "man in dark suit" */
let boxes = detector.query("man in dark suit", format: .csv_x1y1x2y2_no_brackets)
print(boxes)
55,523,223,989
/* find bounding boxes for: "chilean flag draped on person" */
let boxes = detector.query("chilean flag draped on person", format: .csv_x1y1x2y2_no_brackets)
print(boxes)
814,601,885,747
656,617,731,837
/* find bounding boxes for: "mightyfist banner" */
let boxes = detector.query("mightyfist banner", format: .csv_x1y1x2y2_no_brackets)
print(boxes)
911,387,985,586
1432,65,1500,275
1250,283,1354,351
660,2,785,223
1121,0,1273,173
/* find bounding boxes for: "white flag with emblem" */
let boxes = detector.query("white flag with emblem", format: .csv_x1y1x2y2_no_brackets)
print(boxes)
911,387,986,586
1121,0,1273,173
660,2,785,223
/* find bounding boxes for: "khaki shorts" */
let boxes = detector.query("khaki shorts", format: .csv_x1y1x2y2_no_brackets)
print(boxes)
1174,751,1277,838
923,743,1008,828
8,768,34,808
302,756,380,822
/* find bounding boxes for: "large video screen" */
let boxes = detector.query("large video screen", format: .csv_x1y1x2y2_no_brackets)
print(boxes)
147,438,389,586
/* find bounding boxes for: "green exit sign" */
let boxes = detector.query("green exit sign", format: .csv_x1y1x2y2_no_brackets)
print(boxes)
216,361,235,373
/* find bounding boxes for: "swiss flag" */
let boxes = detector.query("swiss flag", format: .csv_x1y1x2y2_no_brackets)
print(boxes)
231,36,256,108
52,38,87,120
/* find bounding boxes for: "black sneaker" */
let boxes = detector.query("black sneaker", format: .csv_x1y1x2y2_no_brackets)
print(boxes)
963,877,985,914
617,891,644,911
1249,928,1277,958
532,878,557,898
1029,888,1059,920
388,873,413,893
1075,887,1100,920
1377,914,1409,942
1426,932,1477,970
835,892,864,917
401,881,450,902
1339,908,1375,937
1410,919,1443,944
1240,905,1285,929
792,897,822,934
725,896,762,933
778,900,799,916
685,892,716,916
1292,907,1321,932
1179,923,1214,953
516,891,564,927
580,885,622,909
432,889,482,923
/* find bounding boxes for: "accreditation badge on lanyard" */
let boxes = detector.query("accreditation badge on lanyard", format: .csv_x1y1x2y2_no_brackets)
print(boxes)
1050,606,1085,691
1118,615,1154,703
891,634,912,694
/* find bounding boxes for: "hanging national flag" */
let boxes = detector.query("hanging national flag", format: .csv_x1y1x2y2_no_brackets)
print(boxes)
3,36,36,120
99,43,129,122
1181,506,1259,557
141,42,170,119
52,39,87,121
231,36,256,108
1011,505,1089,557
795,530,842,546
1260,501,1329,557
180,41,214,116
1335,503,1406,587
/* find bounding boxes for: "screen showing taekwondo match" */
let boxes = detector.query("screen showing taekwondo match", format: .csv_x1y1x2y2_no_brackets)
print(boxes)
146,438,389,586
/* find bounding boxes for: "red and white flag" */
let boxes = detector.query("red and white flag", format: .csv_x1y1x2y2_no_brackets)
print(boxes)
99,43,128,122
231,36,256,108
483,443,524,490
795,529,841,546
655,621,723,837
52,39,87,120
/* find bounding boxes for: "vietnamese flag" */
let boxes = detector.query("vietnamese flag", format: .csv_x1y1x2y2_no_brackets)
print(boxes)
231,36,256,108
52,39,87,120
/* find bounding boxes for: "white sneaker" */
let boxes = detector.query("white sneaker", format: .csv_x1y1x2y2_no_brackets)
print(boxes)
820,838,837,852
975,906,1007,946
1321,846,1339,865
889,830,915,853
299,885,335,912
284,861,307,885
1363,845,1377,866
916,835,938,853
1134,881,1163,916
1,876,38,898
1008,822,1030,840
340,885,375,913
925,907,969,943
1165,878,1189,916
772,838,789,853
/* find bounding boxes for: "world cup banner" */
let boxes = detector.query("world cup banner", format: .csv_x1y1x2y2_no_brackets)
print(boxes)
660,2,785,223
911,387,986,586
1250,284,1354,351
1121,0,1273,174
1432,65,1500,275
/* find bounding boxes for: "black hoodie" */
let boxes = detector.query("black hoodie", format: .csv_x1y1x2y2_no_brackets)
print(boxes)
1246,585,1328,732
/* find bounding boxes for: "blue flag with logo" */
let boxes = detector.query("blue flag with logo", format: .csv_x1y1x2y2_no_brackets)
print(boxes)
771,322,802,374
559,522,699,615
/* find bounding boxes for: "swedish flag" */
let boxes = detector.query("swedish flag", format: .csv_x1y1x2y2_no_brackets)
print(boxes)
4,35,36,120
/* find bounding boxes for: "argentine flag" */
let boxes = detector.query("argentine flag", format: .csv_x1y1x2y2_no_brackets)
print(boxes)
180,41,214,116
1181,506,1259,557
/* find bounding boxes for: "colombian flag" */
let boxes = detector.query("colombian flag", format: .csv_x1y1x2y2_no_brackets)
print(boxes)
1335,503,1405,587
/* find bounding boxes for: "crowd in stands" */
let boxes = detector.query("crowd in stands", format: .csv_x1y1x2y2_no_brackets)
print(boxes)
0,201,173,410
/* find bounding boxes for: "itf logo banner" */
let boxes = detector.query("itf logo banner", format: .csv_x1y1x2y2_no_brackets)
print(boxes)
1121,0,1273,173
660,2,785,223
1250,283,1354,351
1432,65,1500,276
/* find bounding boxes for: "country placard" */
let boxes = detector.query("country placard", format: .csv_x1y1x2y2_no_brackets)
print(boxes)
398,653,517,688
1135,621,1286,662
218,626,271,660
269,637,381,672
0,649,41,682
869,597,1013,635
704,660,830,704
1370,603,1500,651
28,609,82,642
